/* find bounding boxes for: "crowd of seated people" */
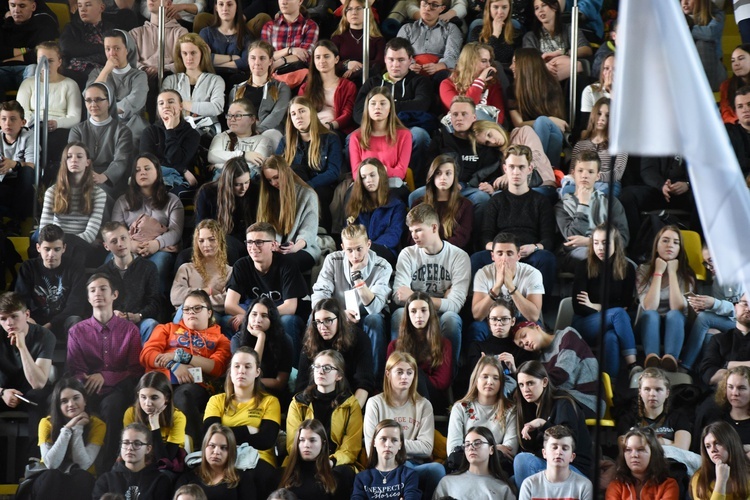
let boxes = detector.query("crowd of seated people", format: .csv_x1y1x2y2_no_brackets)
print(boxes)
4,0,750,499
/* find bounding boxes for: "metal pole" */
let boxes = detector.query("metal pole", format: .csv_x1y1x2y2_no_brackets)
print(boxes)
158,0,166,84
362,3,371,83
33,55,50,222
568,0,579,128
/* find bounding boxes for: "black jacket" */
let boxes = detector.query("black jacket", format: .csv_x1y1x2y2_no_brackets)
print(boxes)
726,123,750,177
92,461,172,500
140,120,200,175
699,327,750,386
353,71,433,124
428,126,502,187
0,13,59,64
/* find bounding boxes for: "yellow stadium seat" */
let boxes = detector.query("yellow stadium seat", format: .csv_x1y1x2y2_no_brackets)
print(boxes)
48,2,71,33
680,229,706,281
585,372,616,428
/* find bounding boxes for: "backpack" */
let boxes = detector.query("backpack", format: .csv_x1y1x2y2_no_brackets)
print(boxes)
0,230,22,291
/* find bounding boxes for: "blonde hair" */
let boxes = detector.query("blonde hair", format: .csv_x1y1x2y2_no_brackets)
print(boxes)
332,0,383,37
382,351,420,407
173,33,215,74
451,43,496,96
283,96,330,171
479,0,514,44
257,155,313,236
192,219,229,286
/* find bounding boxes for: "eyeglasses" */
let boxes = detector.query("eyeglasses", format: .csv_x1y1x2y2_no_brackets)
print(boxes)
313,317,337,327
225,113,253,120
345,6,364,12
121,440,147,450
245,239,274,247
312,364,338,373
488,316,512,325
182,305,209,314
421,0,443,9
462,440,490,449
84,98,108,104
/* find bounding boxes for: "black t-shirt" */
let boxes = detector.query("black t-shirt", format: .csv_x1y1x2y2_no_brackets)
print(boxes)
616,408,691,443
721,411,750,446
0,323,55,392
227,254,310,318
244,85,265,119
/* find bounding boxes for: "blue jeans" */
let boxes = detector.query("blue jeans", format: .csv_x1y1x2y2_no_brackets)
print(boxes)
148,250,176,295
681,311,736,370
467,320,491,344
533,116,564,168
405,460,445,500
362,311,387,378
0,65,31,97
138,318,160,343
572,308,637,379
637,309,687,358
281,314,307,368
513,452,585,489
391,307,461,372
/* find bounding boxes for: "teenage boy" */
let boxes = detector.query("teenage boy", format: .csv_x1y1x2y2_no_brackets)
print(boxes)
312,224,392,374
260,0,319,72
87,30,148,148
554,150,629,270
15,224,86,340
470,232,544,342
225,222,309,365
0,291,54,453
518,426,594,500
475,144,556,294
699,292,750,386
392,203,470,368
95,221,162,343
0,100,35,229
67,273,143,470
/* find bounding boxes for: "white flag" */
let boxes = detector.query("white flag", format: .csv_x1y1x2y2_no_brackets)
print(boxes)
610,0,750,293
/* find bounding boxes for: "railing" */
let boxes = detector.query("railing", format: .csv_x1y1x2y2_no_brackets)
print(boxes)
33,55,50,221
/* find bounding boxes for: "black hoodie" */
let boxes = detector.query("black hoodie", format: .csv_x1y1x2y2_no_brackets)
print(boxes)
92,461,172,500
353,70,433,124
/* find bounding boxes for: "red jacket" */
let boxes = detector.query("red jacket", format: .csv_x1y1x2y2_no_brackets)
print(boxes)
439,77,506,124
299,77,357,134
140,320,231,382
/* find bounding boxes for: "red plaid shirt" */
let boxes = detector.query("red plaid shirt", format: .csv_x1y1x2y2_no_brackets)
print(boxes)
260,13,319,54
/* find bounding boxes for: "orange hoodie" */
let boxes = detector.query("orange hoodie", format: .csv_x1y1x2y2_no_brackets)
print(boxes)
140,320,231,382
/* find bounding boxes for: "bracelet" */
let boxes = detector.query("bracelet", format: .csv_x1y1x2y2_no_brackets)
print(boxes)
170,362,181,373
281,56,287,66
653,273,663,278
508,287,518,295
534,244,540,252
353,281,365,289
20,47,27,55
488,289,499,301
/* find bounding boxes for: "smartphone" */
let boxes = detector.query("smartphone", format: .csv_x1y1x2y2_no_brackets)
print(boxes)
683,292,697,298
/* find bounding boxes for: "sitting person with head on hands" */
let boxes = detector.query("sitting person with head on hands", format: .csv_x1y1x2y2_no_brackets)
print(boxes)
691,421,750,500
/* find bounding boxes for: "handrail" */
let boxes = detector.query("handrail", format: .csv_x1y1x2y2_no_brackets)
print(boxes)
33,55,50,222
568,0,579,128
362,3,370,83
158,0,166,85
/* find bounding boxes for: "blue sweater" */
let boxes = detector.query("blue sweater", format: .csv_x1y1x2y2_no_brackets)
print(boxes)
276,132,342,189
356,194,407,258
351,466,421,500
199,26,251,71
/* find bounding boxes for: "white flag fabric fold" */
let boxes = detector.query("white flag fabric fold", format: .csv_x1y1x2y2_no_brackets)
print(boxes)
610,0,750,292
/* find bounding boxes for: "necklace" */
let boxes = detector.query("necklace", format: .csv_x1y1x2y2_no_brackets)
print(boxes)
376,467,394,484
350,29,364,43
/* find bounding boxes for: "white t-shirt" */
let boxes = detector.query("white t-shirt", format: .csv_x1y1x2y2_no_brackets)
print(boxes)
518,470,594,500
473,261,545,300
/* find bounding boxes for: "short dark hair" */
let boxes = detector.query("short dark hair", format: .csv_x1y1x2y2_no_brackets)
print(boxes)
0,292,27,315
86,272,118,292
0,100,25,119
736,85,750,104
543,425,576,451
38,224,65,243
100,220,128,238
246,221,276,239
492,232,519,249
573,149,601,171
385,37,415,58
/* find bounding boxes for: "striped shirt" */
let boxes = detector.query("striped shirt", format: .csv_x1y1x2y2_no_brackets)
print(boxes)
39,184,106,243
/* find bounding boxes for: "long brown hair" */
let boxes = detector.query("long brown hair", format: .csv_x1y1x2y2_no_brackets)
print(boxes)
205,157,252,234
638,225,695,295
690,0,716,26
694,421,750,500
531,0,562,37
124,153,170,211
53,142,96,215
223,347,267,413
192,219,229,286
210,0,248,49
458,355,513,425
283,96,331,171
614,427,670,486
346,157,390,221
366,419,407,468
586,223,628,280
304,40,340,112
479,0,514,44
332,0,383,37
279,419,337,493
236,41,279,102
173,33,216,74
257,155,313,236
302,298,355,358
727,44,750,109
131,371,175,429
198,424,239,487
513,47,565,121
358,86,406,150
396,292,444,370
581,96,610,141
423,154,462,239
